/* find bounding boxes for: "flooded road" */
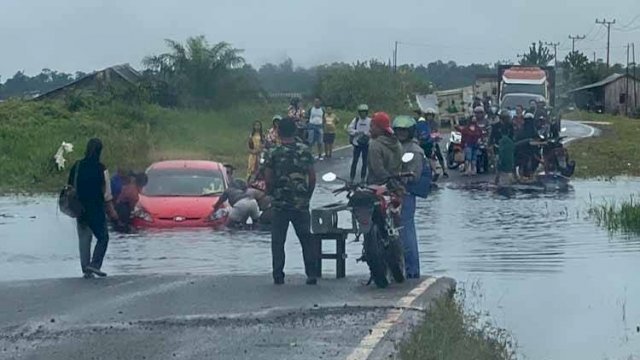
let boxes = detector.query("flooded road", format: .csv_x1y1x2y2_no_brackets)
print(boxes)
2,180,640,359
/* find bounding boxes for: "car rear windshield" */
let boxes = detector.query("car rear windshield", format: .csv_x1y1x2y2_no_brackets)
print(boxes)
142,168,226,197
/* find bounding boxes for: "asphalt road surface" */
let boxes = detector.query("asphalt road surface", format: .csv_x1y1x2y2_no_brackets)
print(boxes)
0,275,454,360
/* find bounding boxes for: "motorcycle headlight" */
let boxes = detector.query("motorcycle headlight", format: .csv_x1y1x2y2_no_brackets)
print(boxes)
133,205,153,222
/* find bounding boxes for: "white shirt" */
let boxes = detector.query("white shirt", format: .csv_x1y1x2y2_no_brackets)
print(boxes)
309,106,324,126
348,116,371,146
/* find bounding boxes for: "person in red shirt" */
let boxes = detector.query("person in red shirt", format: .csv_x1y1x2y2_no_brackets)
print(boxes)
456,109,484,175
114,173,148,232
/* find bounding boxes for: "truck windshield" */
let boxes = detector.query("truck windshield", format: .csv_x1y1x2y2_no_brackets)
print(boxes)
502,83,546,97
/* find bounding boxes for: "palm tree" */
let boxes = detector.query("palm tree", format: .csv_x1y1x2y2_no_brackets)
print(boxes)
143,36,246,106
519,41,554,67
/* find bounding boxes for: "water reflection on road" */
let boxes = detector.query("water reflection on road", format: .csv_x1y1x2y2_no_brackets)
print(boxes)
1,180,640,359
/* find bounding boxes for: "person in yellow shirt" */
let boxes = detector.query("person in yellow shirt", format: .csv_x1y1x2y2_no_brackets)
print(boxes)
247,121,264,179
323,106,339,159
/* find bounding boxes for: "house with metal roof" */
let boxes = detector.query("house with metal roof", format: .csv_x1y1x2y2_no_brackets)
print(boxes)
35,64,142,100
567,73,640,115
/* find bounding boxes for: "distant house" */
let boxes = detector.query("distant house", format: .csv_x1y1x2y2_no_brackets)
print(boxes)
35,64,142,100
568,73,640,114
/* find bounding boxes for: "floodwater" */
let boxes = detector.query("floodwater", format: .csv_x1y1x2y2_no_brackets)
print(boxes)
2,180,640,359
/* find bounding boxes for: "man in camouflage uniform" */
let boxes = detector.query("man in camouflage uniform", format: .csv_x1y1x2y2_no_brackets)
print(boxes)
263,117,318,285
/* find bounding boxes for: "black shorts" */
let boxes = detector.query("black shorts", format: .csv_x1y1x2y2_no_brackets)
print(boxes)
323,133,336,145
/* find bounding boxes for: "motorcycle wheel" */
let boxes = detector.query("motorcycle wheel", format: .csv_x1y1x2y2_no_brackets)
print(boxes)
447,149,460,169
363,225,389,289
385,237,405,284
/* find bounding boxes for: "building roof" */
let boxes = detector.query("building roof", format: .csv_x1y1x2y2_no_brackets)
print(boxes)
35,64,141,100
567,73,635,93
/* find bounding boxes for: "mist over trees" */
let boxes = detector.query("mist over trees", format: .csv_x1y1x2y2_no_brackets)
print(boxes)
1,36,631,111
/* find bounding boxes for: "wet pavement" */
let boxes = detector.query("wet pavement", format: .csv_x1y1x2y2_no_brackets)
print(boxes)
1,120,640,359
0,274,453,360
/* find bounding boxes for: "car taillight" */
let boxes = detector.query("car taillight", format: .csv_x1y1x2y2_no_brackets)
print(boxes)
133,205,153,222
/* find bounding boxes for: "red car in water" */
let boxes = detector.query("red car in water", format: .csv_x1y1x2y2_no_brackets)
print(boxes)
131,160,229,229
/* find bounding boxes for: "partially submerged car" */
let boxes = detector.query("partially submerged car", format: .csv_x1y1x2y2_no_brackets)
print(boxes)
132,160,229,228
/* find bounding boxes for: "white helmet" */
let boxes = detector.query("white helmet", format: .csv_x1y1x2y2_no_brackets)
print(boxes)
425,107,436,115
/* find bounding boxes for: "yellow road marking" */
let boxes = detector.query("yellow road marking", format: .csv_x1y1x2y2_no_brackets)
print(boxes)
345,277,437,360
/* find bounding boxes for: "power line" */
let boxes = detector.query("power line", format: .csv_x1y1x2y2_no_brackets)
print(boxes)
544,42,560,67
617,14,640,29
596,18,616,67
568,34,586,52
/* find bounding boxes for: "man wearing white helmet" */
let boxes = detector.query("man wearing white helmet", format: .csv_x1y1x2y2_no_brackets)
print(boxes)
472,106,488,127
417,108,448,178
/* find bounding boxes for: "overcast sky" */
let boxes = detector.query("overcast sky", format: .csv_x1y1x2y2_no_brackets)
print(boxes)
1,0,639,79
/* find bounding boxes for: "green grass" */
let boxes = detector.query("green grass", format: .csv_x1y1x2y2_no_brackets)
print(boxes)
0,99,352,193
400,292,516,360
565,111,640,178
588,195,640,234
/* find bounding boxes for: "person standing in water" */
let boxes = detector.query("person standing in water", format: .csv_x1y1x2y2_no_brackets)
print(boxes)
68,138,118,278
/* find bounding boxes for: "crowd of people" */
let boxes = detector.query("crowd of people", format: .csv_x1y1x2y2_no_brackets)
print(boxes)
66,99,433,284
450,98,559,181
69,97,560,284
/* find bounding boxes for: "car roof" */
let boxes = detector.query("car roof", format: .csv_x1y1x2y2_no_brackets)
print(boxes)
148,160,224,171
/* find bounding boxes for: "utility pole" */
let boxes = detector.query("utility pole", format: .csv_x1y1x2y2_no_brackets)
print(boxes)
393,41,398,72
596,18,616,67
545,42,560,67
568,35,586,52
593,51,597,62
633,43,637,110
626,43,630,116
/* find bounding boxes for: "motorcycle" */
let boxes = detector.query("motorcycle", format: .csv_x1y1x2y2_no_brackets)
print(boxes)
446,131,464,169
539,136,575,178
476,139,490,174
321,154,415,288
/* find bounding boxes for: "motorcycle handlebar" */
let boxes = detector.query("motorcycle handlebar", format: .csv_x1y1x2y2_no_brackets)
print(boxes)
331,172,414,194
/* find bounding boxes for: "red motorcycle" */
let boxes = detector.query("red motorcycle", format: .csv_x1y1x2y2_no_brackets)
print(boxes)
322,167,413,288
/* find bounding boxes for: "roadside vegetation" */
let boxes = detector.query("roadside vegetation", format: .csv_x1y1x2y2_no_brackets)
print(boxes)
565,111,640,178
401,293,516,360
0,98,358,193
588,195,640,235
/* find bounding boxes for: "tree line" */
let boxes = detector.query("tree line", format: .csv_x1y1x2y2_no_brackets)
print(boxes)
0,36,630,110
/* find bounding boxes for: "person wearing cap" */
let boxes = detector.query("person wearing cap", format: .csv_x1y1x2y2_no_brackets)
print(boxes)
367,112,403,185
347,104,372,183
392,115,425,279
456,107,485,175
418,108,448,179
266,115,281,148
